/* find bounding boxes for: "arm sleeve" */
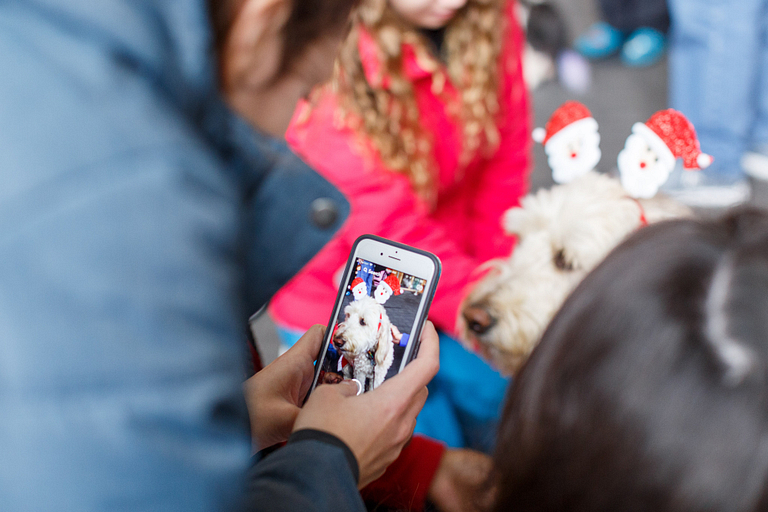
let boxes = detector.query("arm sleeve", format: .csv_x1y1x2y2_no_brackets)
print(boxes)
466,2,533,262
242,430,366,512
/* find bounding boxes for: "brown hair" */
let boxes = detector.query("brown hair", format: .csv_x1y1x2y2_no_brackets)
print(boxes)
330,0,508,204
208,0,357,73
488,208,768,512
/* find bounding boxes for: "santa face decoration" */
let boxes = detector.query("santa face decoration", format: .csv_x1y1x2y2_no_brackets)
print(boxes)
374,273,402,304
544,119,601,184
618,129,676,199
352,281,368,300
533,101,602,184
618,110,712,198
374,281,393,304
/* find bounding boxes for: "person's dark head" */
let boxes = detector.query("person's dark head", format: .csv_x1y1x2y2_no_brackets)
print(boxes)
490,208,768,512
209,0,356,135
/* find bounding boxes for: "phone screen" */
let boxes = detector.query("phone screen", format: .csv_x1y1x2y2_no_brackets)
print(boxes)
316,257,430,393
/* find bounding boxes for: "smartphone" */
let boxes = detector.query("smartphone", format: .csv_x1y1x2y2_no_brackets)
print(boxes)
308,235,441,396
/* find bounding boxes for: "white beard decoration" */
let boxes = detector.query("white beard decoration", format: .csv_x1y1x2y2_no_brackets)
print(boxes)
374,282,393,304
352,282,368,301
618,128,676,199
544,119,601,184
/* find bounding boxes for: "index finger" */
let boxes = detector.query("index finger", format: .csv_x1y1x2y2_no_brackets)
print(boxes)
377,321,439,395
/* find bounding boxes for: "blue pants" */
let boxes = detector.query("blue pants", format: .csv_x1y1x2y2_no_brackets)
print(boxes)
277,325,510,454
669,0,768,172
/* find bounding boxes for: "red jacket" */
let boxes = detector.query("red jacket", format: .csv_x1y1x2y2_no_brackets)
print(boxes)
269,5,530,509
270,3,530,335
270,1,531,336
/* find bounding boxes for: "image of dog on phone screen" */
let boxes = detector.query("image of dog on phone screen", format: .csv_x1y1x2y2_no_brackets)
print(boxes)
317,258,427,392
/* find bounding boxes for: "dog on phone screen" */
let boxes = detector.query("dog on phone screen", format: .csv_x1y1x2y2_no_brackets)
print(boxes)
333,295,394,391
459,172,692,375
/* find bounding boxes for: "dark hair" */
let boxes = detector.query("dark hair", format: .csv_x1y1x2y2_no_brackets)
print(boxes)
208,0,355,75
489,208,768,512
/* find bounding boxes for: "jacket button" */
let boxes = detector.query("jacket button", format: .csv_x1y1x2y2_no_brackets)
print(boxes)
310,198,339,229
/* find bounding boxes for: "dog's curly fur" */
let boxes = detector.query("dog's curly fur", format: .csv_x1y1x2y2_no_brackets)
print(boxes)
334,295,394,391
459,172,692,375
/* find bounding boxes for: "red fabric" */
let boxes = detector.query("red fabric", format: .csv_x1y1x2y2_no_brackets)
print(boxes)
362,435,447,512
269,0,532,336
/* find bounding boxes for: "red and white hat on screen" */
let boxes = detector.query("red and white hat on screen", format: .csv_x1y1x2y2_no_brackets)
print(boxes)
350,277,368,300
374,273,401,304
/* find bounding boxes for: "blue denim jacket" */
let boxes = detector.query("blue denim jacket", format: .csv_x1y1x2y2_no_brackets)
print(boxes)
0,1,348,509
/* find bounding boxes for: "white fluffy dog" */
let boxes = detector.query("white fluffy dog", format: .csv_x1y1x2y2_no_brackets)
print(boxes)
333,295,394,391
459,172,691,375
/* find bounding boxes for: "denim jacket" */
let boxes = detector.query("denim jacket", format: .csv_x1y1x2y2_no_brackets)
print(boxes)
0,1,351,509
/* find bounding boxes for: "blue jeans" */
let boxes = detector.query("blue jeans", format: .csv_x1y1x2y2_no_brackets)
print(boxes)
278,325,510,453
669,0,768,174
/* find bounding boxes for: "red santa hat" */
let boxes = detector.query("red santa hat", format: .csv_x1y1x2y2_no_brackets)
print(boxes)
381,273,402,295
532,101,597,146
350,277,365,290
631,109,713,170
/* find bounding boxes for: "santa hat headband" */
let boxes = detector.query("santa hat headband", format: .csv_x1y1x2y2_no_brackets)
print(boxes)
383,274,402,295
632,109,712,170
533,101,596,146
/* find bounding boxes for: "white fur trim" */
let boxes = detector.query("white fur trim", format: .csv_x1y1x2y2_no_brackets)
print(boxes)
544,117,599,149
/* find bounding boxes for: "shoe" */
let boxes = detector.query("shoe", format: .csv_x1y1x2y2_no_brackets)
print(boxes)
741,145,768,181
662,164,751,208
620,28,666,67
574,22,623,60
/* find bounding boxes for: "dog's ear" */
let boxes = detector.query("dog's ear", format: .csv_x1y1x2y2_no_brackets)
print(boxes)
504,206,544,238
375,313,394,366
503,189,554,238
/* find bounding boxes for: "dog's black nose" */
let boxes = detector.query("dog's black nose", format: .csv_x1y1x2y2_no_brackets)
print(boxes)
463,305,495,335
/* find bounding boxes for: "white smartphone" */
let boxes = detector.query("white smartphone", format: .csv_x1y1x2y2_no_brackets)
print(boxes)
307,235,441,396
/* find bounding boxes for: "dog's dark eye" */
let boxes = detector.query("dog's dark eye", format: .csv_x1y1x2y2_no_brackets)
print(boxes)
345,313,350,319
359,318,366,326
554,249,574,271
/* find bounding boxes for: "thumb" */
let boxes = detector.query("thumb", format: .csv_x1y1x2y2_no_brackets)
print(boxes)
289,325,326,361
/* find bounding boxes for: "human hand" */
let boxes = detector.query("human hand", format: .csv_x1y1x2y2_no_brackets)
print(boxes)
243,324,324,451
293,321,440,487
428,449,494,512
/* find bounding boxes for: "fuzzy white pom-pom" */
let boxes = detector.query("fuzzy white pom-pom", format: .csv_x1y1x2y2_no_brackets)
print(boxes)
698,153,713,169
532,127,547,144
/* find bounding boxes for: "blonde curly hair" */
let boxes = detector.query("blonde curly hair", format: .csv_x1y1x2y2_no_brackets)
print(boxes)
330,0,508,204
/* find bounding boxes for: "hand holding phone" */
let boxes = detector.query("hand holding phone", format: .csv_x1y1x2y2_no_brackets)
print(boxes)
294,321,440,487
243,325,326,451
309,235,442,396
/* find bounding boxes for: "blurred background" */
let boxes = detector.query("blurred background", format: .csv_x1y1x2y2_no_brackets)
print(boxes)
253,0,768,363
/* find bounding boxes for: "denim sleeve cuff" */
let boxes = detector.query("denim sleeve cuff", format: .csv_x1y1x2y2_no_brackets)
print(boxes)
288,429,360,484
